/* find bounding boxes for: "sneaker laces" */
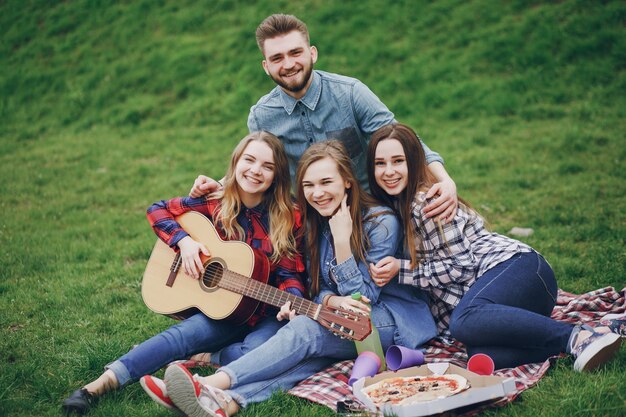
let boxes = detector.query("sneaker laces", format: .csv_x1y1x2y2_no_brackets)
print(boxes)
198,384,232,416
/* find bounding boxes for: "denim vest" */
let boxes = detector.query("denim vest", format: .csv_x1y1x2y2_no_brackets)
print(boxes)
314,206,437,348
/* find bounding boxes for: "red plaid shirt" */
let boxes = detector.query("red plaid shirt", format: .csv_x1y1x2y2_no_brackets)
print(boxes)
146,196,307,326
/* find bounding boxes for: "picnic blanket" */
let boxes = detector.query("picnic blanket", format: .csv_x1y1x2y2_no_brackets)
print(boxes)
288,286,625,415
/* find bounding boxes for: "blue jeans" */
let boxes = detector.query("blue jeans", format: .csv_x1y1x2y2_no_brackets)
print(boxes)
220,357,337,407
449,251,574,369
107,313,285,386
219,310,397,406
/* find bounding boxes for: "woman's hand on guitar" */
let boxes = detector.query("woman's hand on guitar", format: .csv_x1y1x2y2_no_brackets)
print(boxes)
277,301,296,321
329,295,370,316
177,236,210,279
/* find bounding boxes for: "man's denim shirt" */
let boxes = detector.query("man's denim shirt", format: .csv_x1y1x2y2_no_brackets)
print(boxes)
313,206,437,349
248,70,443,191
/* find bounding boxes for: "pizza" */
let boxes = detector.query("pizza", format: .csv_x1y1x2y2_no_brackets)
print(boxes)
362,374,469,405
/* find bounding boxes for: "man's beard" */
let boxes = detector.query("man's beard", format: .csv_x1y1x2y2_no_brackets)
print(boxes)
271,63,313,94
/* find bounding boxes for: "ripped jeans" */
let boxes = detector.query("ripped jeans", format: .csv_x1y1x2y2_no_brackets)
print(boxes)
449,251,574,369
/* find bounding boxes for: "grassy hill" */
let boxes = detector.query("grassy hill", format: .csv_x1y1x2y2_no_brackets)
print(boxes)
1,1,625,416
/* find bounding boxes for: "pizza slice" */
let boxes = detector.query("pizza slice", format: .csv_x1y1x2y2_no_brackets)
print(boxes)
362,374,469,406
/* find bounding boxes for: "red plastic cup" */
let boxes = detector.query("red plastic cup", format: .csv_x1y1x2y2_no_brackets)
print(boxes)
349,351,382,386
385,345,425,371
467,353,495,375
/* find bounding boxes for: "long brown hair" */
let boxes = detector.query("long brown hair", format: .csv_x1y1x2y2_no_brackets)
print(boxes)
211,131,297,263
366,124,440,268
295,140,379,297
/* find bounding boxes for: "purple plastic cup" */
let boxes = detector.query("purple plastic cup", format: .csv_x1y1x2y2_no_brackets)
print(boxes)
349,351,382,386
467,353,495,375
385,345,425,371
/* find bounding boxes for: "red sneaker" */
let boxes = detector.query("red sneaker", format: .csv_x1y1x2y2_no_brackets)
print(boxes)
165,364,231,417
140,375,177,410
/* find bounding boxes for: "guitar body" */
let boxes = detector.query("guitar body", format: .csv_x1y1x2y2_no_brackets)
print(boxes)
142,211,270,325
142,211,372,341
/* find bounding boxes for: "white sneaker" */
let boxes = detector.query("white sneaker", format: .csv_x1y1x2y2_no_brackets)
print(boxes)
599,313,626,337
569,325,622,372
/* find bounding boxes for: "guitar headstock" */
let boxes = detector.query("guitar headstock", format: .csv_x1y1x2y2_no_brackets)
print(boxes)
316,305,372,341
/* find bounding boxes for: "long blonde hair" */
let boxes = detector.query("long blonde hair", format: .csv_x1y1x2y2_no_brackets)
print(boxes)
295,140,379,297
212,131,297,262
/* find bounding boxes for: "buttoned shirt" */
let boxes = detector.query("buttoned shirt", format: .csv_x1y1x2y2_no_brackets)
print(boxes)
146,197,307,326
248,70,443,190
398,192,533,334
314,206,437,349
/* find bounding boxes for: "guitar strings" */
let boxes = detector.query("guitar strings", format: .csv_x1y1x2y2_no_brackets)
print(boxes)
200,262,318,316
200,262,362,339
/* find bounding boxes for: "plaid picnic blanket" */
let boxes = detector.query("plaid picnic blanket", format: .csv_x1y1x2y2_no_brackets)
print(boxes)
288,286,625,415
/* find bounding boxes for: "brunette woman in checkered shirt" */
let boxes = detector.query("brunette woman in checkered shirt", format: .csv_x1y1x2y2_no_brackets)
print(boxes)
367,123,623,373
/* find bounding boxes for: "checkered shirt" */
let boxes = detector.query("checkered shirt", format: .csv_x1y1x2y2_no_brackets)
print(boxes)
398,192,532,333
146,196,307,326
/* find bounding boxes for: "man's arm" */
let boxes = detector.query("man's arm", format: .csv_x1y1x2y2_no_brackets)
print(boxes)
247,106,259,133
424,161,457,223
188,175,224,198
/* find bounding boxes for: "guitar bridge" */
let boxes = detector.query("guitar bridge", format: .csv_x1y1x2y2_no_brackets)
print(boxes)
166,253,182,287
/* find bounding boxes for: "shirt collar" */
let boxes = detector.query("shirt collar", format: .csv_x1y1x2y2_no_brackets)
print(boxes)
240,200,267,219
278,70,322,115
321,218,333,238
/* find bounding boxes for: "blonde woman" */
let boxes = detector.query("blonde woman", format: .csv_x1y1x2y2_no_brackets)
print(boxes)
62,132,306,414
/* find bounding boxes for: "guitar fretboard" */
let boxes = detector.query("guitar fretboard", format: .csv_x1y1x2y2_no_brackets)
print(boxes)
202,263,320,319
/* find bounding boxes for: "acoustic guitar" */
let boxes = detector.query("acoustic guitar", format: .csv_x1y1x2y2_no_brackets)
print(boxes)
142,211,371,341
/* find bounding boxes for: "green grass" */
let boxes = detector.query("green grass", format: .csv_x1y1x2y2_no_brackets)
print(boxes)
1,0,625,416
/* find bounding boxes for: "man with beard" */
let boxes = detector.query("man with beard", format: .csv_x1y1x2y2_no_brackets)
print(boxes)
191,13,458,222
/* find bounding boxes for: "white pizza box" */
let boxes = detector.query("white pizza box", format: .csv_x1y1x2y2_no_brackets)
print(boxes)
352,362,516,417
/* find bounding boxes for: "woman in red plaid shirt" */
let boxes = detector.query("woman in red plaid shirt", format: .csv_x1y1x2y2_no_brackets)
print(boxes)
367,123,622,373
62,131,307,415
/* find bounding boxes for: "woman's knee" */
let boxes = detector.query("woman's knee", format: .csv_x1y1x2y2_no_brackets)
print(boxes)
278,316,325,346
535,252,558,303
449,308,472,342
281,315,318,334
166,314,215,347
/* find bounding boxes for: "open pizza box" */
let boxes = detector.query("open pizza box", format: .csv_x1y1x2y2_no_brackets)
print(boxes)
352,362,517,417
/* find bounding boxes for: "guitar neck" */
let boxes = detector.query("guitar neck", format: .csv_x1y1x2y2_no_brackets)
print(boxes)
206,264,320,318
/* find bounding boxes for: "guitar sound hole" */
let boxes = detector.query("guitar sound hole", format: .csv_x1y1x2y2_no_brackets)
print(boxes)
202,261,224,289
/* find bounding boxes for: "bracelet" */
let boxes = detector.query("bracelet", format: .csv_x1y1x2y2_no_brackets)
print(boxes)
323,295,334,306
217,180,223,187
